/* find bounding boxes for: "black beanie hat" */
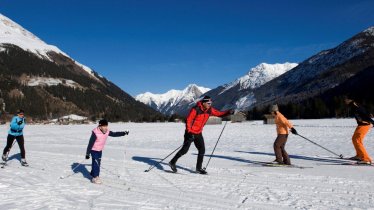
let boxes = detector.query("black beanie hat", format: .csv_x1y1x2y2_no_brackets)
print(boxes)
98,119,108,126
17,109,24,114
201,96,212,103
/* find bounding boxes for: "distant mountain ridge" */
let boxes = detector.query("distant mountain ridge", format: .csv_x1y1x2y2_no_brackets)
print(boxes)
136,63,297,116
136,84,210,116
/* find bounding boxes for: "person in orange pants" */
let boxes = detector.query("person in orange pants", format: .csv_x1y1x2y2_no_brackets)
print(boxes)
345,98,374,164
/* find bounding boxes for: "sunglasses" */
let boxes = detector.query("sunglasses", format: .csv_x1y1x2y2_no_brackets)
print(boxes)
206,102,212,105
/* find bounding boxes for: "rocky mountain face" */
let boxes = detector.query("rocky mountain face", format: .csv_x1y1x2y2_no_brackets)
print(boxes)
246,26,374,119
253,27,374,107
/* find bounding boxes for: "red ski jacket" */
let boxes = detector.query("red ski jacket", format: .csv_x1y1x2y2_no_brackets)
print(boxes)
185,102,230,134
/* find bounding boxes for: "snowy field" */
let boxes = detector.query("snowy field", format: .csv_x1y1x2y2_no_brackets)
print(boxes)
1,119,374,210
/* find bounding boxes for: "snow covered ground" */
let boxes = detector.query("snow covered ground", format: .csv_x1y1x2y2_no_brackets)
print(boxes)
1,119,374,209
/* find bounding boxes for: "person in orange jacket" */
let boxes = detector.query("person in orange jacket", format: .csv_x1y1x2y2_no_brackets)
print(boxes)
345,98,374,164
270,105,297,165
169,96,232,174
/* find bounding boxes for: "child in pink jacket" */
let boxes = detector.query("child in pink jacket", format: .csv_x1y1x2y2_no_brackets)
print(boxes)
86,119,129,184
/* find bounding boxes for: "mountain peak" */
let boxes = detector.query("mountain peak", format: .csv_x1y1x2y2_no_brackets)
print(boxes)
223,62,298,92
0,13,95,76
0,13,65,58
136,84,210,115
363,26,374,36
0,13,163,122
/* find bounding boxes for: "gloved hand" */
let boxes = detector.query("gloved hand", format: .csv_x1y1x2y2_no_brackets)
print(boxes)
85,154,90,159
290,127,298,135
229,109,235,115
119,130,129,136
17,120,23,125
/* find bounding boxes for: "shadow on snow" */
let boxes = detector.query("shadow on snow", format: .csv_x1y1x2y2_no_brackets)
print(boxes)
132,156,195,173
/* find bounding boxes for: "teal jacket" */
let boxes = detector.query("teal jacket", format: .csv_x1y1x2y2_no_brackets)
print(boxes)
8,116,26,136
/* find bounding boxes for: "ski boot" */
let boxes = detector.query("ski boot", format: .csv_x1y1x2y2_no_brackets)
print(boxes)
196,168,207,175
21,159,29,167
348,156,361,161
168,161,177,173
2,154,8,162
91,177,102,184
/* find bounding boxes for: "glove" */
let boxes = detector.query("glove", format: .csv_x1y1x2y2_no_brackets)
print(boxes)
229,109,235,115
118,130,129,136
17,120,23,125
85,154,90,159
290,127,298,135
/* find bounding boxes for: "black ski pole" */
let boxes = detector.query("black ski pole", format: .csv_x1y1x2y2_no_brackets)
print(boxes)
296,134,343,158
203,120,228,170
144,144,183,172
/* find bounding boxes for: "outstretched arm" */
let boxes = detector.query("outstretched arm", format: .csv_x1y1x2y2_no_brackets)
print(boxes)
109,131,129,137
211,107,231,117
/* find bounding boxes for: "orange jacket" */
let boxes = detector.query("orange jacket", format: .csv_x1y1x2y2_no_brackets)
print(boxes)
186,102,230,134
274,111,293,134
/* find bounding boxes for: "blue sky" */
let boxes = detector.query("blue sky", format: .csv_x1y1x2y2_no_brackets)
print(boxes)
1,0,374,96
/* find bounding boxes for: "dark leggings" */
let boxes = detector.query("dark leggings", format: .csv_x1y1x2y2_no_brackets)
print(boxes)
171,132,205,169
3,135,26,159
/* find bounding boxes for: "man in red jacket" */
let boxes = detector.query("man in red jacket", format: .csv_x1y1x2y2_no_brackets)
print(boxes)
169,96,232,174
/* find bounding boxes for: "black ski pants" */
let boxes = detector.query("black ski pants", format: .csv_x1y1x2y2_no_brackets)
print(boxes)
3,134,26,159
171,131,205,169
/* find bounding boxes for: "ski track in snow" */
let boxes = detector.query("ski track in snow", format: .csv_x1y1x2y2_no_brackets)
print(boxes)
1,119,374,209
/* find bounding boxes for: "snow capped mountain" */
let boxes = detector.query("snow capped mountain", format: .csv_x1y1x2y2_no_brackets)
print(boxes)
221,62,298,94
253,26,374,108
197,62,297,111
136,84,210,115
0,13,162,121
137,63,297,116
364,26,374,36
0,13,95,76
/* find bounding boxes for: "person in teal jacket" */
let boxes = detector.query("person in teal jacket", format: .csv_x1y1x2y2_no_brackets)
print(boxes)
2,109,28,166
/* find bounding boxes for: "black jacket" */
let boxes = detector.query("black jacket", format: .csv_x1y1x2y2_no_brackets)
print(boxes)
349,102,374,126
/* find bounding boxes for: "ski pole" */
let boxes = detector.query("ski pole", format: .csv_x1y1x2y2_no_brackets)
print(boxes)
203,120,228,170
144,144,183,172
296,133,343,158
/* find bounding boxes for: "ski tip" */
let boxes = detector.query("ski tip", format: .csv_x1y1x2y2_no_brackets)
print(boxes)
59,176,64,179
144,170,149,172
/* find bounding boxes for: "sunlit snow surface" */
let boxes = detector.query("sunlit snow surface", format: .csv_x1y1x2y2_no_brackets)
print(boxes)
1,119,374,209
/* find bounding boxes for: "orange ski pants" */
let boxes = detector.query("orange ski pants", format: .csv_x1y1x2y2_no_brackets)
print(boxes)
352,125,372,162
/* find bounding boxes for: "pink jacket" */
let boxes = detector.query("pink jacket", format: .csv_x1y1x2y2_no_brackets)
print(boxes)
91,127,110,151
